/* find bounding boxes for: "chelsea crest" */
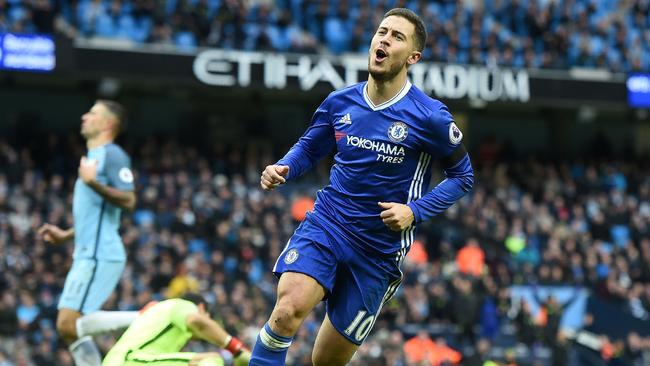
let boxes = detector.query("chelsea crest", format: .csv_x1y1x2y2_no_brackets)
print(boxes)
387,121,408,143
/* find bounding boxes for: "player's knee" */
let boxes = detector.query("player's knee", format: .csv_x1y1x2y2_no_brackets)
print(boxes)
270,301,308,334
56,313,78,340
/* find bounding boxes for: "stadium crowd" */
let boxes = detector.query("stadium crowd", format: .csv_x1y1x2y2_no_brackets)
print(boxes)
1,0,649,72
1,131,650,365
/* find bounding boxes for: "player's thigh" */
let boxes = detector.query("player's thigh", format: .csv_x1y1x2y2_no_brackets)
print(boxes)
274,271,327,319
80,260,126,314
312,313,359,366
273,218,337,315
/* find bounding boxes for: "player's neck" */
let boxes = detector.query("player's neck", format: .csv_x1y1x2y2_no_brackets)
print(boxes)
366,71,408,106
87,134,113,149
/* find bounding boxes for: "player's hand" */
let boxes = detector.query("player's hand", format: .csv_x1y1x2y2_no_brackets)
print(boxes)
260,165,289,191
37,223,70,244
78,156,98,184
189,353,223,366
233,350,251,366
378,202,414,232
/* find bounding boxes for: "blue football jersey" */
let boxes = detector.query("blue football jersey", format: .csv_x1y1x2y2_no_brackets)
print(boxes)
72,143,134,261
278,80,466,256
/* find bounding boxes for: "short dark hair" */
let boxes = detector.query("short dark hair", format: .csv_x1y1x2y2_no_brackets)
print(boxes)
181,292,207,306
96,99,127,135
383,8,427,52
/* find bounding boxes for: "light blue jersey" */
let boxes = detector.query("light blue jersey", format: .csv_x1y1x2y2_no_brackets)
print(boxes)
72,143,134,261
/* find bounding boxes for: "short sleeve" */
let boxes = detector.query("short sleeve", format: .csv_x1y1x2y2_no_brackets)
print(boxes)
427,103,464,158
105,145,135,191
170,299,199,332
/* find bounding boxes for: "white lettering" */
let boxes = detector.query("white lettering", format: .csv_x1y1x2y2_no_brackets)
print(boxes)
300,58,345,90
346,135,405,156
193,52,235,86
355,315,375,342
264,54,286,88
193,51,531,103
376,154,404,164
345,311,367,336
444,64,468,99
628,75,650,92
4,34,54,53
479,68,501,102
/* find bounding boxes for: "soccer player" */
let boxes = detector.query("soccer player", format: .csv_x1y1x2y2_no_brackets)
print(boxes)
37,100,136,366
251,8,474,366
102,294,251,366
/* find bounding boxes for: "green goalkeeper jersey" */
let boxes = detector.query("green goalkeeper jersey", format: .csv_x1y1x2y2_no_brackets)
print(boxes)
104,299,198,361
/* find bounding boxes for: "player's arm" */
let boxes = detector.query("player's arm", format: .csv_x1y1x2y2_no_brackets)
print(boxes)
380,145,473,230
37,224,74,244
84,179,136,211
261,99,335,190
185,308,247,356
406,143,473,224
186,311,230,347
79,149,137,211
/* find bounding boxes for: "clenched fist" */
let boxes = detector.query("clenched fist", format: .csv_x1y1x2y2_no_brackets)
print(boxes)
378,202,414,231
260,165,289,191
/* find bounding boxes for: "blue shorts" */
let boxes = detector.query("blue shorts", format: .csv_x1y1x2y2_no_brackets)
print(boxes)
273,215,402,345
58,258,125,314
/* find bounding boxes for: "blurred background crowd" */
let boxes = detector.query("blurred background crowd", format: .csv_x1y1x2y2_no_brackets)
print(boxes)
1,131,649,365
1,0,650,365
1,0,649,71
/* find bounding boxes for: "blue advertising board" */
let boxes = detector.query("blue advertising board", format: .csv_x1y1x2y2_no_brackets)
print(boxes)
627,73,650,108
0,33,55,72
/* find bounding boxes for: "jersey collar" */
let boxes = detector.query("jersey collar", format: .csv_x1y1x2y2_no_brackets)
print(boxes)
363,79,412,111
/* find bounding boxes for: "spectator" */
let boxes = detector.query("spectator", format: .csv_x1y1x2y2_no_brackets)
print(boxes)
403,331,461,366
456,238,485,277
2,133,650,365
3,0,648,72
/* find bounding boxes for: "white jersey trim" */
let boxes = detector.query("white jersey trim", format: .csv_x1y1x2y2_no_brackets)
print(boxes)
396,152,431,264
363,79,412,111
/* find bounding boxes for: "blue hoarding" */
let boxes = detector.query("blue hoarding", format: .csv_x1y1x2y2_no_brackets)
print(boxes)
627,73,650,108
0,33,55,72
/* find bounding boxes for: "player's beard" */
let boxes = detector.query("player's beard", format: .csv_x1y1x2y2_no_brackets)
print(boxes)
80,126,96,140
368,55,407,82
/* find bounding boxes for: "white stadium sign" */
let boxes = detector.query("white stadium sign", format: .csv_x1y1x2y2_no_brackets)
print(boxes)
193,50,530,103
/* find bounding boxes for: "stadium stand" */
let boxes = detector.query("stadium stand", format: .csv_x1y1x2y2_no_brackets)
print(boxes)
1,0,649,71
1,1,650,365
1,133,649,365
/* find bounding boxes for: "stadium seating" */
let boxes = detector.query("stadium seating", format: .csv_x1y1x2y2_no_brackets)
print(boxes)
1,135,649,365
3,0,649,72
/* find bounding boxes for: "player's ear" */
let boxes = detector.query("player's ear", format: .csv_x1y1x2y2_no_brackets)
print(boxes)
407,50,421,66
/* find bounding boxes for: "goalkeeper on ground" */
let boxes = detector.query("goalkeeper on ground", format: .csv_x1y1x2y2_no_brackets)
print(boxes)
102,293,251,366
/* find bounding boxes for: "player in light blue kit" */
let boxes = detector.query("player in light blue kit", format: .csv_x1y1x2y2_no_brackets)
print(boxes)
251,8,474,366
38,100,136,366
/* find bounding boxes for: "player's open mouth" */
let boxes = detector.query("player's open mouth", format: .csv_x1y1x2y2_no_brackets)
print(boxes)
375,49,388,63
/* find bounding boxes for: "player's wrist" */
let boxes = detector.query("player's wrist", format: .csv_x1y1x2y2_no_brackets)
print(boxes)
406,205,415,222
406,202,421,224
225,336,245,356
